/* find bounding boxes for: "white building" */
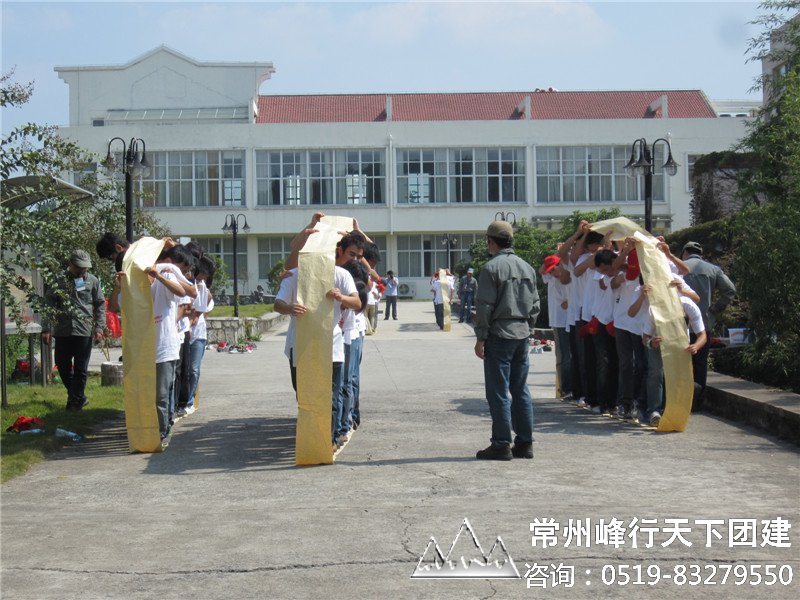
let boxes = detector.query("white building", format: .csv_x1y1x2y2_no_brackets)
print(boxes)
56,46,753,297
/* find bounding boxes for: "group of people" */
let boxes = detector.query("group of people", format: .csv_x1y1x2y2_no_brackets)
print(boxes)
429,268,479,329
274,214,391,451
541,220,736,428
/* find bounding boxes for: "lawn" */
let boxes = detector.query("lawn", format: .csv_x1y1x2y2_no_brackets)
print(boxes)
1,375,124,482
209,303,273,318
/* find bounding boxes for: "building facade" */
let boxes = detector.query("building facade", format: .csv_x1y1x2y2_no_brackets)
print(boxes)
56,46,752,297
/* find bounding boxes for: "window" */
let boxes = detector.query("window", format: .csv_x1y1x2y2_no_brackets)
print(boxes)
535,145,666,203
686,153,702,192
257,237,294,283
397,148,524,204
138,150,245,208
396,234,481,277
202,237,249,287
255,149,385,206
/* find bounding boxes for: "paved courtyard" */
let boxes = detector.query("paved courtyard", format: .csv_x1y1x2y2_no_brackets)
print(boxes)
2,301,798,599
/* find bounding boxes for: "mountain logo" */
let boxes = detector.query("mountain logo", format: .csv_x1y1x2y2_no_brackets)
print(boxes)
410,518,521,579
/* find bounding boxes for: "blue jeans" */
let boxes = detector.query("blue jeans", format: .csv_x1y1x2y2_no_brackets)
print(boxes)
459,292,474,322
553,327,572,396
483,335,534,448
331,362,344,442
350,335,363,426
338,336,363,436
185,338,206,409
156,359,177,437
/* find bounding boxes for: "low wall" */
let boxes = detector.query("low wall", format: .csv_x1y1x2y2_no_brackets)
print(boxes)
206,312,287,344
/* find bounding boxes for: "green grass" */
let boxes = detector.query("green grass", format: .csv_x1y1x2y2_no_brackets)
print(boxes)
209,303,274,318
1,375,124,482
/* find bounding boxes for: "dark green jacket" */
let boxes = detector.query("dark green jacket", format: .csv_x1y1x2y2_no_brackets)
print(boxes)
42,271,106,337
474,249,540,341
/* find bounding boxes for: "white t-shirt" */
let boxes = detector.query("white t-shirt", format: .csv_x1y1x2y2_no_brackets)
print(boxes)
431,279,444,304
594,274,617,325
276,266,357,365
190,281,214,341
581,269,602,322
152,271,181,364
641,294,705,338
543,272,569,329
568,253,591,325
629,285,652,339
613,278,642,335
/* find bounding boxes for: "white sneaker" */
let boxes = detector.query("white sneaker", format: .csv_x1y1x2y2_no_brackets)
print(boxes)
183,405,196,416
649,412,661,427
615,406,626,419
561,393,573,402
576,398,587,408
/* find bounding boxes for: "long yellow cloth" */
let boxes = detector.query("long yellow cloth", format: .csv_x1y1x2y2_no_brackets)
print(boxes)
590,217,693,432
120,237,166,453
295,216,354,465
439,269,451,332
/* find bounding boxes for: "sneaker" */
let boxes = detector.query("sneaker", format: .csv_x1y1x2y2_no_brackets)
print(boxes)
183,405,196,416
626,412,640,425
511,443,534,459
576,398,587,408
615,405,626,419
476,445,513,461
334,434,348,448
649,412,661,427
601,408,612,417
591,406,601,414
352,420,360,431
561,392,573,402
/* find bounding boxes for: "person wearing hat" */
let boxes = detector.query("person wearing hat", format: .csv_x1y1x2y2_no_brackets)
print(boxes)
458,267,478,324
41,249,107,411
680,241,736,411
473,221,540,460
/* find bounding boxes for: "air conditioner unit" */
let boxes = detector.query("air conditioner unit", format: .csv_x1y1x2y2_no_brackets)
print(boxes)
398,282,415,298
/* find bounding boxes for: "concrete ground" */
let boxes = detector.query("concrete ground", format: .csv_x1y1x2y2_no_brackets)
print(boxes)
2,300,799,599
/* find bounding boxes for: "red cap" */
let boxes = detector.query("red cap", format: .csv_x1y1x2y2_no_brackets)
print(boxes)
542,254,560,274
625,249,641,281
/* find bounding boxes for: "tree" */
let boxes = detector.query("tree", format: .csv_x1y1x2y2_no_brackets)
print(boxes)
1,71,170,330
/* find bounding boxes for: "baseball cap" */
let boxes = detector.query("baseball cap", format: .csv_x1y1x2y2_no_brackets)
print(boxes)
70,250,92,269
467,268,474,274
542,255,560,274
486,220,513,241
682,241,703,255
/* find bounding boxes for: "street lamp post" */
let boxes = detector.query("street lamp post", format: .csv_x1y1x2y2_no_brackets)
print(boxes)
103,137,150,243
222,214,251,318
495,211,517,226
441,233,458,272
623,137,679,233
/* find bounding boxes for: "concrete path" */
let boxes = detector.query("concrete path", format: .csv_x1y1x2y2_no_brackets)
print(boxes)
2,301,799,599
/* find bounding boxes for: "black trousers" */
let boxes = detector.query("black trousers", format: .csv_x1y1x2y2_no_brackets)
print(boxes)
54,335,93,407
690,331,710,409
384,296,397,319
174,331,192,408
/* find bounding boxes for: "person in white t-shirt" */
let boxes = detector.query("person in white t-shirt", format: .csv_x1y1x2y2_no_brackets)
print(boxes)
540,254,572,400
147,255,197,440
629,283,707,427
590,248,621,415
275,229,362,446
182,255,216,416
430,271,452,330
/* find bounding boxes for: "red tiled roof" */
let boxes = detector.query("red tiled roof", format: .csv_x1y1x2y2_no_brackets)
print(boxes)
256,90,716,123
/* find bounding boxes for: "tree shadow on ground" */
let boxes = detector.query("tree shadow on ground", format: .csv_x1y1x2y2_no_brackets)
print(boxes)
142,417,297,475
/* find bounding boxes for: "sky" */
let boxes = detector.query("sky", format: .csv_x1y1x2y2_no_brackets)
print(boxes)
1,1,766,134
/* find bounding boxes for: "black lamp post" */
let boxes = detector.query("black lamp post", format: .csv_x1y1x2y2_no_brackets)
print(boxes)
623,137,679,233
441,233,458,272
222,214,250,318
495,211,517,226
103,137,150,243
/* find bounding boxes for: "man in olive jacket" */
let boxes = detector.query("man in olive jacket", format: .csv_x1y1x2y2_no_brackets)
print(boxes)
473,221,540,461
41,250,106,411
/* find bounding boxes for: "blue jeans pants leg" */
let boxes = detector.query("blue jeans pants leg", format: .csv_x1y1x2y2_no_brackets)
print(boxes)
350,335,363,426
339,342,354,436
185,338,206,408
459,292,473,322
331,361,344,442
483,335,534,448
156,360,177,436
